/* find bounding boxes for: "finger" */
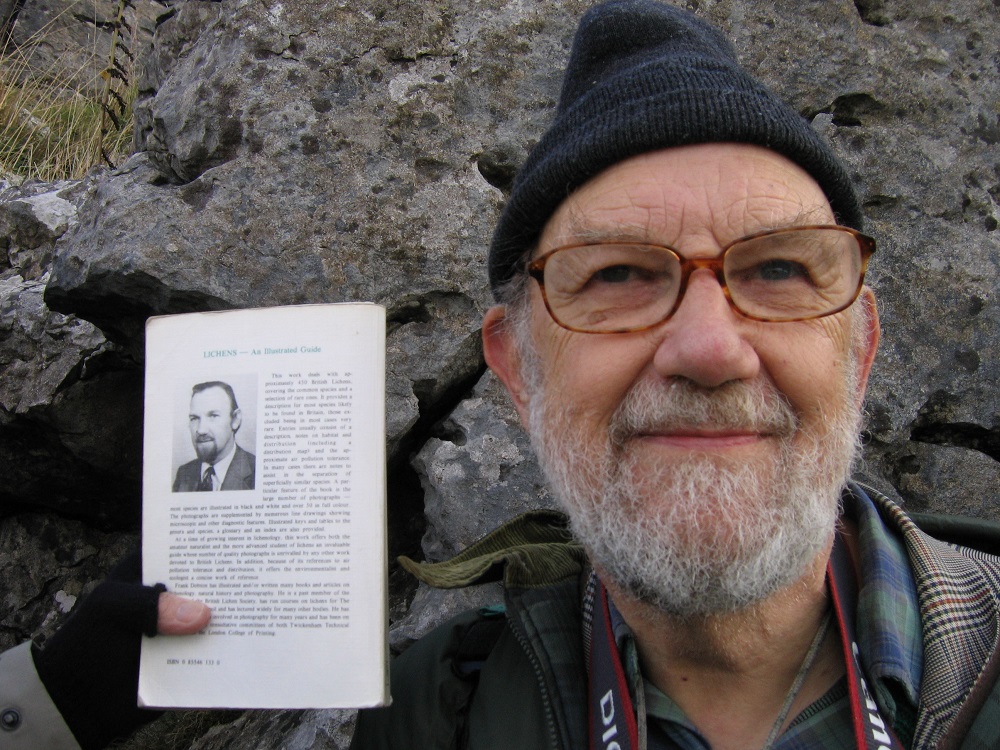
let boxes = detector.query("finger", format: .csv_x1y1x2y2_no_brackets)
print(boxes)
157,592,211,635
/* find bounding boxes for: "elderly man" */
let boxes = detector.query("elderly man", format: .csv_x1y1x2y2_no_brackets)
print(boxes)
350,2,1000,749
2,2,999,749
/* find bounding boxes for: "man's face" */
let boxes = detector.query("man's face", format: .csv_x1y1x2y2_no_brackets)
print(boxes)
188,386,240,464
485,143,879,616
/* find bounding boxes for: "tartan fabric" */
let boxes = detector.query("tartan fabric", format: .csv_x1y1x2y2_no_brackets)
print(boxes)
634,485,923,749
864,486,1000,749
621,485,1000,749
849,486,922,744
643,679,855,749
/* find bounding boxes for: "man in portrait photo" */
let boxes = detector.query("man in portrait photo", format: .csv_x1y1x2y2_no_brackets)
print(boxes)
172,380,256,492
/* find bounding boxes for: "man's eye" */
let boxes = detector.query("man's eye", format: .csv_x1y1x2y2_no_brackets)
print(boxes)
594,264,635,283
755,259,809,282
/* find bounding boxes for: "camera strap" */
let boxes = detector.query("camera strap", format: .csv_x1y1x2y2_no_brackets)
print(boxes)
586,534,904,750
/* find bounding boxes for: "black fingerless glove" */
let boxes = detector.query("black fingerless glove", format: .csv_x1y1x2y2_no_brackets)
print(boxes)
31,551,166,750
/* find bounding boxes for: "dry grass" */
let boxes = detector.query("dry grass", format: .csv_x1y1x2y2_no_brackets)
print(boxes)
0,1,137,182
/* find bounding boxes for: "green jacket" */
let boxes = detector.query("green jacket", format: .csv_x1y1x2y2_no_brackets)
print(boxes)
352,486,1000,749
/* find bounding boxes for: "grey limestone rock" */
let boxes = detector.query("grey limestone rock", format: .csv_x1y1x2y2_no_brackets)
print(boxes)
0,0,997,747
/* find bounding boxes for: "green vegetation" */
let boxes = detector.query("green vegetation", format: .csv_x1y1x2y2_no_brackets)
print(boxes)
0,0,137,182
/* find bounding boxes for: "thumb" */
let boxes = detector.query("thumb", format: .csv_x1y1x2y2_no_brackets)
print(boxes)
157,592,211,635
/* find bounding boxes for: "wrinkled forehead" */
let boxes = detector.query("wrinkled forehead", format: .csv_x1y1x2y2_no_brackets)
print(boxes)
536,144,836,254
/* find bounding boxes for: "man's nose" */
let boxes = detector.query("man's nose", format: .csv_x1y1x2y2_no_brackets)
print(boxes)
650,269,760,388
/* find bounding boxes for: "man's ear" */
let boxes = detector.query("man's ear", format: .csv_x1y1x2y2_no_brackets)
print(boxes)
482,305,532,428
230,408,243,434
853,288,880,406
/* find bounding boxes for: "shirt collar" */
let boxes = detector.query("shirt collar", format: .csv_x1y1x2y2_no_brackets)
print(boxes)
202,444,237,489
842,483,923,714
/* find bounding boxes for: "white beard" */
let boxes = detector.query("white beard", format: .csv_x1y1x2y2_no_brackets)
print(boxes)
523,365,862,617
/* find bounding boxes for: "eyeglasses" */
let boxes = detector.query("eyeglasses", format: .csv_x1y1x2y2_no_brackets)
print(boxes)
526,225,875,334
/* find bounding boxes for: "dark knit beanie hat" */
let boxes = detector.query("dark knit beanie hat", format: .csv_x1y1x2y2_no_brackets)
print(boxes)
488,0,863,298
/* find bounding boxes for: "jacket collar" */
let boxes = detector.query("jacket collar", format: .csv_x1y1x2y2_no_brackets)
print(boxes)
859,483,1000,749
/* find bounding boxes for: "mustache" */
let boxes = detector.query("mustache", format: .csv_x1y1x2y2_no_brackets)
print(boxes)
608,377,798,447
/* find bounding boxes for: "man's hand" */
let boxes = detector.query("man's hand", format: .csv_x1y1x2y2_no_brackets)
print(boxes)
157,592,211,635
30,552,211,750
